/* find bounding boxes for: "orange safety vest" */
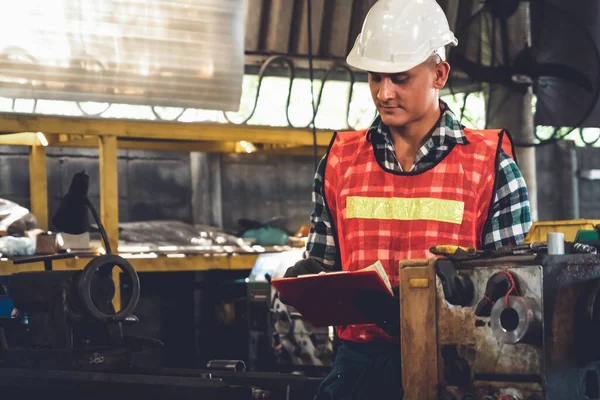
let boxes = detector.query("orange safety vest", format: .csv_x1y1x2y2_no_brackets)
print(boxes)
323,127,515,343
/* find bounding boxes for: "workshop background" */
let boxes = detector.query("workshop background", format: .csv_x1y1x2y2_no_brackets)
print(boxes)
1,0,600,383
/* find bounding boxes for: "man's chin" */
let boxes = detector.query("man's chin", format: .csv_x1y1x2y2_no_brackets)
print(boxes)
379,113,409,128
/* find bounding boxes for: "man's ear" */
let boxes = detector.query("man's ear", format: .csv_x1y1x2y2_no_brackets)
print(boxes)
434,61,451,89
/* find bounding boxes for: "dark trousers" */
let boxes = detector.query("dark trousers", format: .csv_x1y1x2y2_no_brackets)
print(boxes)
315,340,404,400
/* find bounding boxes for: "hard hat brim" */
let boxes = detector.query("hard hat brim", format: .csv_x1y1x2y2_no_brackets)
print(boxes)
346,38,457,74
346,52,431,74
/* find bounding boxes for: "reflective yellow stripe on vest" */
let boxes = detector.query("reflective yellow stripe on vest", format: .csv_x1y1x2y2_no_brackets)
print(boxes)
346,196,464,224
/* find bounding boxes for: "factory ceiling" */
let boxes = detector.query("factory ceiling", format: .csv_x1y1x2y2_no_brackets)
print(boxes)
243,0,470,75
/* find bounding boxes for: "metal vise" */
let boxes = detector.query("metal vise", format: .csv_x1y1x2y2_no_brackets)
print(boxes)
400,254,600,400
0,254,147,371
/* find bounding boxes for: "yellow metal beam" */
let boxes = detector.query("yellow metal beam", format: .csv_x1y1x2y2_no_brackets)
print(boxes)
0,132,38,146
29,143,48,230
0,253,258,275
99,135,119,307
48,135,239,153
0,253,257,314
0,113,334,146
47,133,329,155
48,135,97,148
99,136,119,254
122,253,258,272
260,145,329,157
117,140,237,153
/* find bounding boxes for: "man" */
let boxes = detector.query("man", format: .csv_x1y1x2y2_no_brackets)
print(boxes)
283,0,532,398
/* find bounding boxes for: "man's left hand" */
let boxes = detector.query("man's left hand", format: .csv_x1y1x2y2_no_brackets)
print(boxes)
283,258,328,278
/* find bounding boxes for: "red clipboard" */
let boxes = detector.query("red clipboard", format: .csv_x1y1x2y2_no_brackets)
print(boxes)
271,269,393,327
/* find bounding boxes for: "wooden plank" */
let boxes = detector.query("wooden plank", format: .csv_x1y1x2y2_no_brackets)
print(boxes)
29,143,48,230
399,258,438,399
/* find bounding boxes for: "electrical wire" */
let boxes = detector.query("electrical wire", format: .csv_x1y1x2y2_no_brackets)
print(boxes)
222,55,296,126
85,197,112,255
314,64,356,130
222,56,358,130
151,106,187,121
579,127,600,146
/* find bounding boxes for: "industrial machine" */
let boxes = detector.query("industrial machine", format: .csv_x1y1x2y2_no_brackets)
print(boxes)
0,171,153,371
0,252,147,371
401,247,600,399
0,251,322,400
0,173,323,399
247,249,334,374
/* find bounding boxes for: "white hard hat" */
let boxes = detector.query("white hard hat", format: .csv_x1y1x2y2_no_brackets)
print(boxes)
346,0,458,73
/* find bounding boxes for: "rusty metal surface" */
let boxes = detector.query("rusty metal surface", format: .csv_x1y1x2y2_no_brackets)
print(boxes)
431,254,600,399
444,381,543,399
436,265,544,377
548,284,583,363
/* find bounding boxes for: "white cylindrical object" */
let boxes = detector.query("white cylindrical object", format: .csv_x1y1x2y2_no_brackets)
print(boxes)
547,232,565,255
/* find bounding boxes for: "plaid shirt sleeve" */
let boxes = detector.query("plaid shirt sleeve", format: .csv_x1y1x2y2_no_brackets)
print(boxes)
482,150,533,250
303,154,341,271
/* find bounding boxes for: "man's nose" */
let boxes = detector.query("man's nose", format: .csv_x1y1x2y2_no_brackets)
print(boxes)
377,78,395,101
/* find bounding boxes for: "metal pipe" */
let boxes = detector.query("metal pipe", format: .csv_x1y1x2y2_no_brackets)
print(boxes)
206,360,247,372
570,143,580,219
548,232,565,255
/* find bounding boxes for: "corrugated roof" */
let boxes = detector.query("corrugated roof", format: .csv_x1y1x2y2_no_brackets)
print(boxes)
242,0,479,88
244,0,468,62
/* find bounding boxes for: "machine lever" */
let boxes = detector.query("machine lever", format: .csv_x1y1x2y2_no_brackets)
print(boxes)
435,259,474,306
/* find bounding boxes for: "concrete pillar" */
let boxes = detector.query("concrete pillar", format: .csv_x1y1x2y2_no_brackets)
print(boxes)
190,153,223,228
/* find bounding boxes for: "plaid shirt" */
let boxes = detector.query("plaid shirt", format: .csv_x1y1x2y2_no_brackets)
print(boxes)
305,103,533,268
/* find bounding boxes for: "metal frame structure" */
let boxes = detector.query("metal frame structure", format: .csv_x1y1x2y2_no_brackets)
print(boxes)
0,112,332,307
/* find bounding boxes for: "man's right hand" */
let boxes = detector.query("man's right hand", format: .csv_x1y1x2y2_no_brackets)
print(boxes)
352,287,401,337
283,258,328,278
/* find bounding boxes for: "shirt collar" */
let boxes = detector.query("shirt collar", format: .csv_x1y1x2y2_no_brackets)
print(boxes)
368,101,468,146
